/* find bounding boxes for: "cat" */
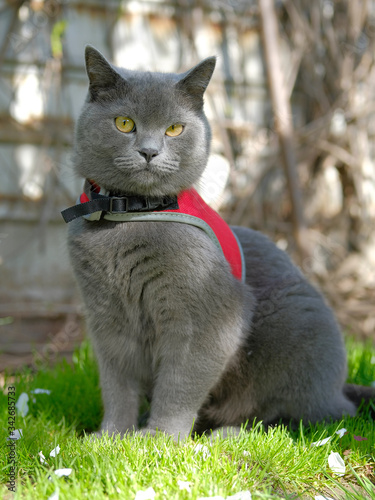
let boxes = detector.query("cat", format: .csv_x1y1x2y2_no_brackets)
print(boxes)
65,45,374,440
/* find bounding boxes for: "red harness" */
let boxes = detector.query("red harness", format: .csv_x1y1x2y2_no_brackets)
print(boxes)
163,188,244,281
63,183,245,282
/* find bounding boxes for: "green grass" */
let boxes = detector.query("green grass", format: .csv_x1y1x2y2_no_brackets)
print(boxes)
1,338,374,499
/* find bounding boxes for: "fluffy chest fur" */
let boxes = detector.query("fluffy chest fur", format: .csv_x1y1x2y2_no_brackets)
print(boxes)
68,217,244,379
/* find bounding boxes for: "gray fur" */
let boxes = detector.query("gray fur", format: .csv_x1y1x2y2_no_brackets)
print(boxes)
68,46,359,440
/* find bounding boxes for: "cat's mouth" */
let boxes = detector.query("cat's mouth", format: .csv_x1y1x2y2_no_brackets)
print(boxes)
108,156,184,197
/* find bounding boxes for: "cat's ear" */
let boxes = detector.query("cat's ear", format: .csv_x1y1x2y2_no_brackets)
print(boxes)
85,45,123,99
176,57,216,107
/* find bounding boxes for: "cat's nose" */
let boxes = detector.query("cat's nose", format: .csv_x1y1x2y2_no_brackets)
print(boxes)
138,148,159,162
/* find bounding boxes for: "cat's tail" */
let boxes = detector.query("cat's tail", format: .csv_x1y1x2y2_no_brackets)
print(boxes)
344,384,375,417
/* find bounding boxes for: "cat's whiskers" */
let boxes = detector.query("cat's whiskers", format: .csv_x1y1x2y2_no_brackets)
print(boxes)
114,156,133,165
114,157,145,172
151,157,180,172
162,161,179,168
153,165,178,173
114,156,179,173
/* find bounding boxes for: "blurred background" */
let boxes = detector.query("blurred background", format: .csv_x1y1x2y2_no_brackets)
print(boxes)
0,0,374,372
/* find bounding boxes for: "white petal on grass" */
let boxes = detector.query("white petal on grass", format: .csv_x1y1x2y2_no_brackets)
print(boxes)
15,392,29,417
335,428,347,438
194,443,211,459
8,429,23,440
177,480,191,493
134,487,156,500
227,492,252,500
48,491,59,500
50,445,60,457
311,427,347,446
54,468,72,477
31,388,51,395
311,436,332,447
39,451,46,464
328,451,346,476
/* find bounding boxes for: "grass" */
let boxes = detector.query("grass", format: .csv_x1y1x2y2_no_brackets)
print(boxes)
1,338,374,499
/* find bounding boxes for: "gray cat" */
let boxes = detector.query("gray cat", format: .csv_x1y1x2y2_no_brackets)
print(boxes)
65,46,374,440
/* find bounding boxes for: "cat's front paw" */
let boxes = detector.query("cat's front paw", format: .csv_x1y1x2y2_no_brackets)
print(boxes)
85,429,120,441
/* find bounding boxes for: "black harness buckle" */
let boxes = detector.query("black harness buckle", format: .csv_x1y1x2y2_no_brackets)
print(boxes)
61,187,179,223
109,196,129,213
161,197,173,208
139,197,161,211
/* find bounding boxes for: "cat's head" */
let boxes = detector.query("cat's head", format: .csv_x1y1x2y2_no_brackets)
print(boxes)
73,45,216,197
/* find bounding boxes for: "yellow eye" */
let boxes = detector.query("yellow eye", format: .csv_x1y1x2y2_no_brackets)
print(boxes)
115,116,135,133
165,124,184,137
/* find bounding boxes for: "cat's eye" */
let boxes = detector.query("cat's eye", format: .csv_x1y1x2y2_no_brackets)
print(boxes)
115,116,136,133
165,124,184,137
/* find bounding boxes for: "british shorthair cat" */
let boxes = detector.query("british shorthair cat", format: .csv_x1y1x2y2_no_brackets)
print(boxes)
64,46,373,439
